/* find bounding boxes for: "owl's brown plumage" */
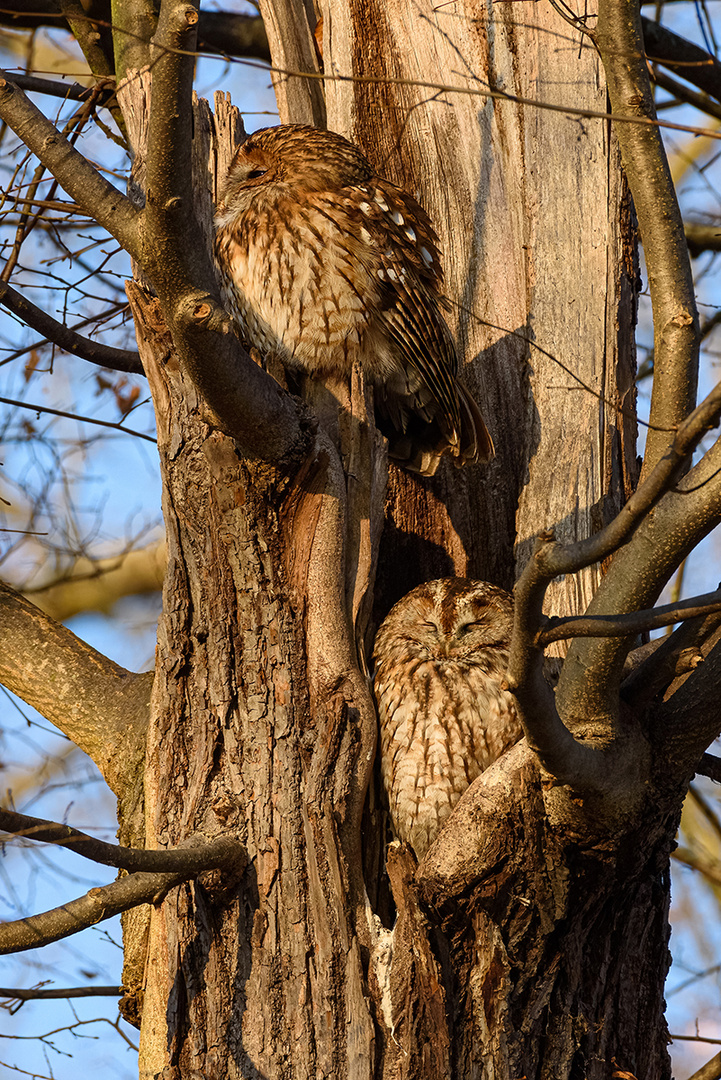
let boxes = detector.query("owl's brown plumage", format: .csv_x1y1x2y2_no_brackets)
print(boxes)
374,578,520,858
214,124,493,475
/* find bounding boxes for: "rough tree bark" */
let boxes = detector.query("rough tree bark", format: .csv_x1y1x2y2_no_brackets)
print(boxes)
124,2,646,1077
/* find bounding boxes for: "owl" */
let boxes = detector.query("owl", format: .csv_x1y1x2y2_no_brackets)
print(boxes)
214,124,493,476
373,578,520,859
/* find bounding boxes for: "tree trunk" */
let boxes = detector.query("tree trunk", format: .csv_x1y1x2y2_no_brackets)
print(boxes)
118,7,671,1078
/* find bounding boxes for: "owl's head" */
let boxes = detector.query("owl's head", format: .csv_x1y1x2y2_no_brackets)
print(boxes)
216,124,375,215
374,577,513,670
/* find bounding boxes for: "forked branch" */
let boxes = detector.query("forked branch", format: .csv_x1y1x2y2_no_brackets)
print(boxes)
0,811,246,954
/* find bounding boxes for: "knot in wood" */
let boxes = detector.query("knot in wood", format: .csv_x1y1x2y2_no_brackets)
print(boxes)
192,301,212,322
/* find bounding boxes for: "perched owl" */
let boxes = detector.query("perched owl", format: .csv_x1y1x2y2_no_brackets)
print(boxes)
214,124,493,475
374,578,520,859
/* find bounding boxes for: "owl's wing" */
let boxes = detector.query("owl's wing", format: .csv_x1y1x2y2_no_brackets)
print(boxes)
374,263,462,439
361,187,493,470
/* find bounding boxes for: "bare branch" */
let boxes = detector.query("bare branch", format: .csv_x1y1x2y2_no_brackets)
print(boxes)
507,534,619,792
0,985,121,1001
0,808,246,874
558,433,721,732
0,830,245,954
0,872,183,955
697,753,721,783
0,395,155,442
0,73,142,258
642,16,721,103
509,382,721,788
689,784,721,843
198,12,270,63
686,223,721,258
0,3,270,63
673,846,721,887
2,72,115,104
27,541,166,622
0,579,151,796
597,0,699,478
651,67,721,125
539,590,721,645
655,625,721,777
0,280,143,374
59,0,114,78
621,609,719,707
684,1051,721,1080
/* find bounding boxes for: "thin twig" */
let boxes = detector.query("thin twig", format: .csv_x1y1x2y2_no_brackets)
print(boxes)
0,985,121,1001
0,395,155,442
0,280,143,373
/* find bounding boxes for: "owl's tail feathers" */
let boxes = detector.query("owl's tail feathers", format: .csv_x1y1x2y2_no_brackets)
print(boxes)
378,381,494,476
455,382,495,467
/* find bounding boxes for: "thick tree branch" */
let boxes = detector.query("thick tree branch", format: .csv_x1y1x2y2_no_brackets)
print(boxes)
685,1051,721,1080
621,609,720,707
0,3,271,63
655,624,721,777
121,1,307,462
510,385,721,786
642,17,721,103
507,534,621,792
0,73,142,258
59,0,114,78
539,590,721,645
0,279,143,373
3,72,115,104
0,808,246,874
0,580,151,796
26,541,166,622
111,0,154,83
198,11,270,63
0,872,185,954
597,0,699,477
557,432,721,728
686,223,721,257
651,66,721,124
0,829,245,954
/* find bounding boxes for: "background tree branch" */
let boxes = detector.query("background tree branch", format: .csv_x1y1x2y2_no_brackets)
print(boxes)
0,985,122,1002
0,280,143,374
686,223,721,257
0,73,142,257
642,16,721,103
0,580,151,796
